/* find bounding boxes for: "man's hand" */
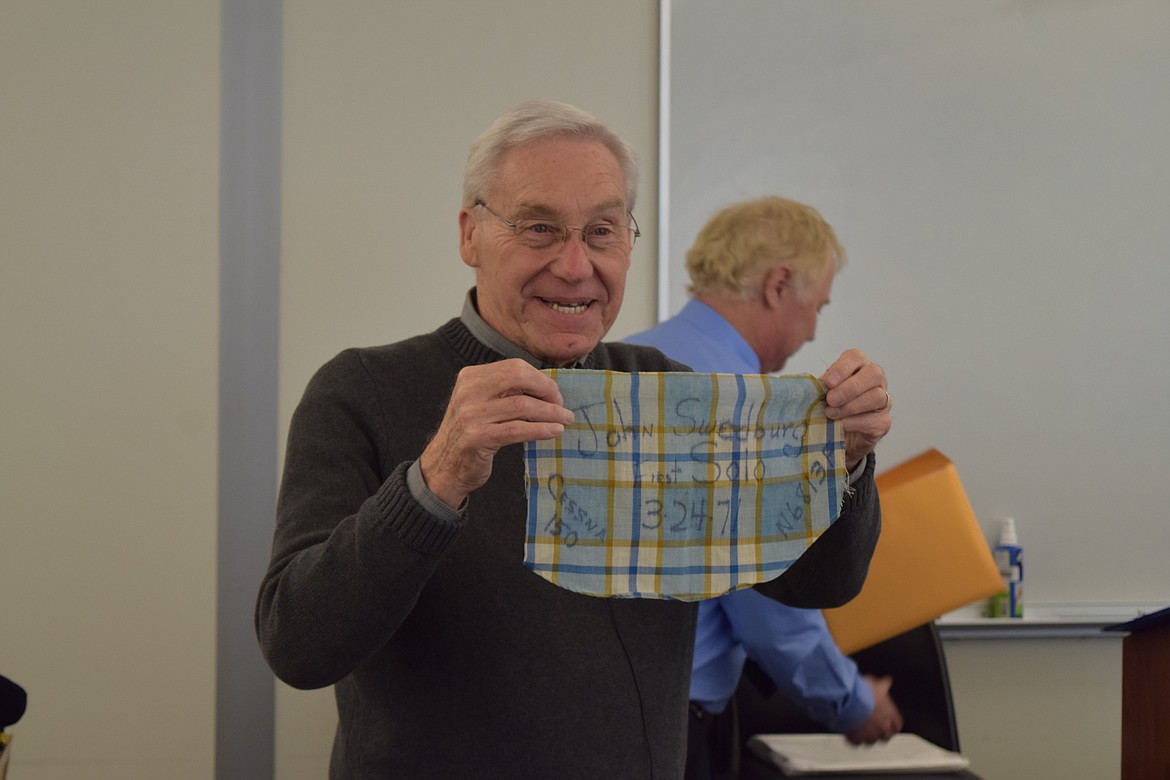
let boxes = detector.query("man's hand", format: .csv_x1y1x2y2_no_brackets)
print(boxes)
821,349,891,470
845,675,904,745
419,359,574,509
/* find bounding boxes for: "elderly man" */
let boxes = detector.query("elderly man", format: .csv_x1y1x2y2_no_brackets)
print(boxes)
255,100,890,779
627,196,902,780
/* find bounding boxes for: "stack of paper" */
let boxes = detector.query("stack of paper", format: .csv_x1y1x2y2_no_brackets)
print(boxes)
747,733,970,775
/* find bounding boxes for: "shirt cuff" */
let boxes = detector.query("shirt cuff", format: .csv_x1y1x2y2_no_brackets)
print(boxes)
406,460,467,522
835,674,877,733
846,456,868,486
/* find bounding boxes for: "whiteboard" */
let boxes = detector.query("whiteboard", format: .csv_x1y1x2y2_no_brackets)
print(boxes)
661,0,1170,606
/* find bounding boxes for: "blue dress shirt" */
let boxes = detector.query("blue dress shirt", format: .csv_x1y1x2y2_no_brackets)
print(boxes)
624,299,873,732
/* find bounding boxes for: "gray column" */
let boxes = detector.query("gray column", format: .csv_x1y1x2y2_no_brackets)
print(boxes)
217,0,281,776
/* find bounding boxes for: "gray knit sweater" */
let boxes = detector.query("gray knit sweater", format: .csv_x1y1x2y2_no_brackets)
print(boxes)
255,318,879,779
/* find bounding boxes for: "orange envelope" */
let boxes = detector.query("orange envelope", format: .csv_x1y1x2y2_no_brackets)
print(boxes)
823,449,1003,654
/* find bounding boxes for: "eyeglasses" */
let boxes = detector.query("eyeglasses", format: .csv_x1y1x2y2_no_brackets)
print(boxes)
475,201,640,254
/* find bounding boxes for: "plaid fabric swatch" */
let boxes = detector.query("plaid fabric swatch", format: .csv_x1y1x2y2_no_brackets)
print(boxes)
523,370,847,600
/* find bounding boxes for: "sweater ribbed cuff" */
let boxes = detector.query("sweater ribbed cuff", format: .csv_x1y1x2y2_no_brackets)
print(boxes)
374,463,464,555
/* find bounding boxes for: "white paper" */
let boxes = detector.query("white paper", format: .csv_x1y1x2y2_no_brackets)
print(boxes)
747,733,970,775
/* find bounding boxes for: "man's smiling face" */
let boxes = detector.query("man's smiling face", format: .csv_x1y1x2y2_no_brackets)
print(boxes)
458,137,632,367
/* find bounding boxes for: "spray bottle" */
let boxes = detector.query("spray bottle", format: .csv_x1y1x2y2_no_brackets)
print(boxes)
987,517,1024,618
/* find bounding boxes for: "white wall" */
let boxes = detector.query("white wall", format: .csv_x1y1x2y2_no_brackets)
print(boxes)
662,2,1164,777
0,2,1132,779
1,2,220,778
664,0,1170,609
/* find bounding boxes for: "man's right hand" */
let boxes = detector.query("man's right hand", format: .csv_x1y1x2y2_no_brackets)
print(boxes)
845,675,904,745
418,359,574,510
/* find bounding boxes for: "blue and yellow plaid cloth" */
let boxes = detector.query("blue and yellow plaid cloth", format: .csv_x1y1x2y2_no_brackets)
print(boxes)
523,370,848,600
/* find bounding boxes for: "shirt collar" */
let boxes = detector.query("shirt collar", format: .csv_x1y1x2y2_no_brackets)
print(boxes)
677,298,761,371
460,288,589,369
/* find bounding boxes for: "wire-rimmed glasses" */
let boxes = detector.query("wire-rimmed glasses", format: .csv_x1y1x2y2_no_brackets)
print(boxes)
475,201,640,255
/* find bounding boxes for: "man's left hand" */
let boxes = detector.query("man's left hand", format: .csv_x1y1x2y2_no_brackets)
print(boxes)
821,349,891,471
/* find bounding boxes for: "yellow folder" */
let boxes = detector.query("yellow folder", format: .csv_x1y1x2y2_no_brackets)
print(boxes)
824,449,1003,654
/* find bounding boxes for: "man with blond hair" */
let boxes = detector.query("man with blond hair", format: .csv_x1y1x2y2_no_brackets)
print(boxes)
628,196,902,780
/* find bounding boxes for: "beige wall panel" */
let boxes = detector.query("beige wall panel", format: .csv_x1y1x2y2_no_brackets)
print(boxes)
0,2,220,778
946,638,1123,780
